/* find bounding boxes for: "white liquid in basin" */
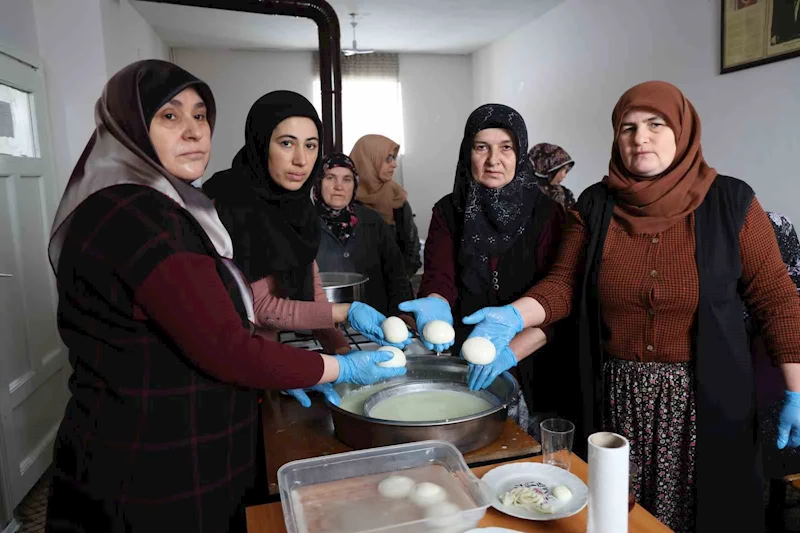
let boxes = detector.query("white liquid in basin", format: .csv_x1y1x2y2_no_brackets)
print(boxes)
369,391,493,422
339,383,396,416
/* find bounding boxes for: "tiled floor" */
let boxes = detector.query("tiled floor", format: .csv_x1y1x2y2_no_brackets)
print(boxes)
12,473,800,532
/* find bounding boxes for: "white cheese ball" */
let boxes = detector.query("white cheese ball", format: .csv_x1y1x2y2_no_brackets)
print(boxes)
461,336,497,365
422,320,455,345
382,316,409,343
376,346,407,368
552,484,573,501
409,482,448,507
377,475,415,499
424,502,462,528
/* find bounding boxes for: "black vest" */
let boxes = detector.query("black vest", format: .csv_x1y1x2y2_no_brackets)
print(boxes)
576,175,762,533
436,192,569,415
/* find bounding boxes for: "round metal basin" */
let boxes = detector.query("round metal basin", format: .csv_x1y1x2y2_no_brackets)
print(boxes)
318,272,369,303
325,355,518,453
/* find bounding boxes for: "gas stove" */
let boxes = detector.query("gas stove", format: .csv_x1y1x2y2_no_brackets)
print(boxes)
278,325,442,356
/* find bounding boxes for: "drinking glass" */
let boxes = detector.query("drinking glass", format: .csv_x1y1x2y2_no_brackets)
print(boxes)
540,418,575,471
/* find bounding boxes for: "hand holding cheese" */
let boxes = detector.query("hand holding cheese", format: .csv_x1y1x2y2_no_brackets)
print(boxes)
461,336,496,365
398,297,455,352
382,316,410,344
376,346,407,368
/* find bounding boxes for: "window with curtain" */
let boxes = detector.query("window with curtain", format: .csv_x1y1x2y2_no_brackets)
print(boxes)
312,52,405,157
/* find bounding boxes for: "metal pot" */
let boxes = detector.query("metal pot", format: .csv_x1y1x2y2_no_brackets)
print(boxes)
326,356,518,453
318,272,369,303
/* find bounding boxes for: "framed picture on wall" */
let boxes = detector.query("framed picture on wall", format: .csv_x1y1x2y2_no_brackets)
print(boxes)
721,0,800,73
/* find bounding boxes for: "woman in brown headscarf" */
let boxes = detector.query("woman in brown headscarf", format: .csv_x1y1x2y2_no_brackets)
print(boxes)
460,81,800,532
350,134,421,277
44,60,403,533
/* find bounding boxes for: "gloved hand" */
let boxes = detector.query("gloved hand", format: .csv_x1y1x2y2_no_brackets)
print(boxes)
466,346,518,391
333,350,407,386
285,383,341,408
778,390,800,449
398,297,454,352
347,302,411,348
462,305,524,359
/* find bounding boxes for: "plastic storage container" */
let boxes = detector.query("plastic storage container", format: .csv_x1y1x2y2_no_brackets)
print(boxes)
278,440,492,533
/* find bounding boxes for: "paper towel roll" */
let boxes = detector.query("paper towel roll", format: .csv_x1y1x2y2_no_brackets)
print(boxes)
587,432,630,533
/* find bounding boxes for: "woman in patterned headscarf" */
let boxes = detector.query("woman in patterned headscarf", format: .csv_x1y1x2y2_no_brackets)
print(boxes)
401,103,567,437
313,153,414,317
529,142,576,209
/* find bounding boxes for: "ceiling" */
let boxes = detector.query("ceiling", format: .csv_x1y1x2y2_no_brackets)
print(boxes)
132,0,561,54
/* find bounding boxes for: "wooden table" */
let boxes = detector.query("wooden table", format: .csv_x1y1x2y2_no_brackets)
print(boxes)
246,455,672,533
262,391,541,495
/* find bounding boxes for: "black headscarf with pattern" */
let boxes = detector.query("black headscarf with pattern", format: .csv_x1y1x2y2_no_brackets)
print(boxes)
451,103,540,293
312,153,359,245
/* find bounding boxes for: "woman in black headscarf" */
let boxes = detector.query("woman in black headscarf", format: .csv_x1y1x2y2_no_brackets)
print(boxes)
204,92,407,369
45,61,403,533
400,103,566,436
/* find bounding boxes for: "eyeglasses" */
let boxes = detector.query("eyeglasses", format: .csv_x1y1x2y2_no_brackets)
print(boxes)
386,154,399,164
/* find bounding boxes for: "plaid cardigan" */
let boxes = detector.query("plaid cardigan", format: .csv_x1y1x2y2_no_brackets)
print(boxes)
47,185,323,533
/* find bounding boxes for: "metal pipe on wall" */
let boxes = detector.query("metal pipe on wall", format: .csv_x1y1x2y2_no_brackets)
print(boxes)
138,0,343,154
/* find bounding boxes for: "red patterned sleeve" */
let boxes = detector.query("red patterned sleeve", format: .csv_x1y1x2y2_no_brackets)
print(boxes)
418,206,458,306
136,252,325,390
739,198,800,365
525,209,588,326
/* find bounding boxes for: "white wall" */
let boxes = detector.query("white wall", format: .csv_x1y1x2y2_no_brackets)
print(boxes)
172,48,315,179
473,0,800,225
400,54,473,237
32,0,168,191
33,0,108,193
172,48,474,236
100,0,169,76
0,0,39,57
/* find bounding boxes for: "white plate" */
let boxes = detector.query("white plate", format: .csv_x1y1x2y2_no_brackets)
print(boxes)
481,463,588,521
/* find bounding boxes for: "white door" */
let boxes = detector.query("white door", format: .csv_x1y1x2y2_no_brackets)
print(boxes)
0,45,69,520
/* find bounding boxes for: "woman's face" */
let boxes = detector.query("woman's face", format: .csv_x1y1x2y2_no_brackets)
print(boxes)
321,166,355,210
617,109,677,178
267,116,319,191
148,87,211,182
471,128,516,189
378,149,399,182
550,166,569,186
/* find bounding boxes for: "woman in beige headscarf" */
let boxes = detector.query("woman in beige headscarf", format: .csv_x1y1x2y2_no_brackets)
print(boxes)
350,134,421,277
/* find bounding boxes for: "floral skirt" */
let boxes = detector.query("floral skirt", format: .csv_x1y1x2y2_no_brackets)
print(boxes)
604,358,697,533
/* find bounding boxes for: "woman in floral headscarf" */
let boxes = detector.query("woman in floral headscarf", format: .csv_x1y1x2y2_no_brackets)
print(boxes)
313,153,414,317
402,103,567,438
529,142,575,209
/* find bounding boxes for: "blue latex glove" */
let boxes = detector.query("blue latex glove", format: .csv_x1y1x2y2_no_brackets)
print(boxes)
462,305,524,359
778,390,800,449
398,297,454,352
466,346,518,391
333,350,407,386
285,383,341,408
348,302,411,348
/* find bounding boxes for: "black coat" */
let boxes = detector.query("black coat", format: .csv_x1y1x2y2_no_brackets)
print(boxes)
316,203,414,316
393,201,422,278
